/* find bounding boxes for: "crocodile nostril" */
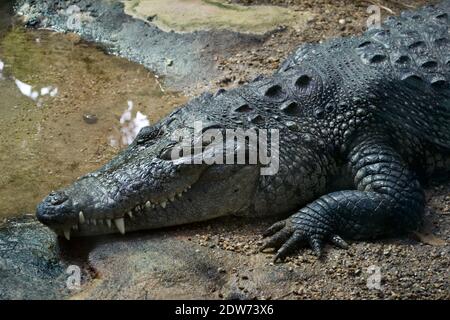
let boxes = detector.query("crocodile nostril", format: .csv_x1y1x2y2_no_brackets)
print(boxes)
48,191,69,206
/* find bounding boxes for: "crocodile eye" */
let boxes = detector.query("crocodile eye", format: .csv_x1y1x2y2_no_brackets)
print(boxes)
159,148,172,160
135,126,163,145
200,123,224,134
159,143,177,160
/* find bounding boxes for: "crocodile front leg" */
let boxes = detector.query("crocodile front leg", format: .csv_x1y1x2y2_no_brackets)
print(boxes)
261,137,425,261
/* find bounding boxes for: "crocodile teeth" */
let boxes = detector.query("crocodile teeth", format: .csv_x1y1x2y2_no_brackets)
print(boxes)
128,211,133,218
63,229,71,241
169,196,175,202
145,201,151,208
114,218,125,234
106,219,112,228
177,193,182,198
161,201,167,209
79,211,85,224
72,224,78,231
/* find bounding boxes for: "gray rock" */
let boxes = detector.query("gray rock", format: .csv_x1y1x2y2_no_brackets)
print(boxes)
0,216,70,299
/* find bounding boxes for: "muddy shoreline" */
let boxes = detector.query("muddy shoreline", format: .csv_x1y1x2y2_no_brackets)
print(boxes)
14,0,267,92
0,0,448,300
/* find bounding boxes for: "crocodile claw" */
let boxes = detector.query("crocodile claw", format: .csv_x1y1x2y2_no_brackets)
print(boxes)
261,216,349,262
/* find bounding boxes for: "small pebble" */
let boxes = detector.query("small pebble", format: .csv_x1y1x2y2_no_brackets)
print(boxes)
82,113,98,124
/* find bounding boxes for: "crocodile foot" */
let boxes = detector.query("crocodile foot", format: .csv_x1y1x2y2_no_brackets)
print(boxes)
260,214,349,262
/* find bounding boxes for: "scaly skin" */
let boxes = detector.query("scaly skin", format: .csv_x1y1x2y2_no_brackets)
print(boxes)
37,2,450,261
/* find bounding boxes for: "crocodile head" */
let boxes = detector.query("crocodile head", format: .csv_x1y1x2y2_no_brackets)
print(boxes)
36,95,265,239
36,71,328,240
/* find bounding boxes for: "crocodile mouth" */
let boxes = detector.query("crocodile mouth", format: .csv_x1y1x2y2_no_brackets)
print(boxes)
58,184,194,240
36,168,203,240
64,186,191,240
38,162,257,240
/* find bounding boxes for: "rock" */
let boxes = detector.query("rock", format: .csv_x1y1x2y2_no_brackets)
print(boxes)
82,113,98,124
0,216,71,299
306,16,316,24
217,267,226,273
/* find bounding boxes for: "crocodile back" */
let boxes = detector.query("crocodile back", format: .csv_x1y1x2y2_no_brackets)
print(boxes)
360,1,450,150
280,1,450,151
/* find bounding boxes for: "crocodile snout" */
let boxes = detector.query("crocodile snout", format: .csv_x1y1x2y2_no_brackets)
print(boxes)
36,190,73,227
47,191,69,205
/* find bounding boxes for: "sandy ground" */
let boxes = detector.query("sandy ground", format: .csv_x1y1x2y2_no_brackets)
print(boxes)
172,181,449,299
122,0,311,34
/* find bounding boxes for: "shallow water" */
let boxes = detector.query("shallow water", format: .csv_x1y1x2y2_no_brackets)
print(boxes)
0,18,187,217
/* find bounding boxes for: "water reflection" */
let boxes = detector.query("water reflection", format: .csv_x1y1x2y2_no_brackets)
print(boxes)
0,59,4,79
41,86,58,97
109,100,150,147
1,49,58,104
14,78,38,100
14,78,58,107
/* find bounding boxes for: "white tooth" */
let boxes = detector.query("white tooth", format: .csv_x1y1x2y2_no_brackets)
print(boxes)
72,224,78,230
114,218,125,234
177,193,182,198
170,196,175,202
145,201,151,208
63,229,71,240
128,211,133,218
161,201,167,208
79,211,85,224
106,219,112,228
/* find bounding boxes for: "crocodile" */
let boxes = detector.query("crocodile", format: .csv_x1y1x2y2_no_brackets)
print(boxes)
36,1,450,261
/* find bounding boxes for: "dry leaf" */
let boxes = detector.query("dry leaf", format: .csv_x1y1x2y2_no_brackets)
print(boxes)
412,231,446,246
